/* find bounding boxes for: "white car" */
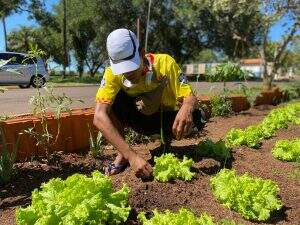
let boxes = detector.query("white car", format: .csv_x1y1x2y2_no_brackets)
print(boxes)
0,52,49,88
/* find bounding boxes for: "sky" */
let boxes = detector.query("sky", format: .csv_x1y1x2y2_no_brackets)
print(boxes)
0,1,299,65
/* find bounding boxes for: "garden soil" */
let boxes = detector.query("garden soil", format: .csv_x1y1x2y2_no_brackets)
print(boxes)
0,105,299,225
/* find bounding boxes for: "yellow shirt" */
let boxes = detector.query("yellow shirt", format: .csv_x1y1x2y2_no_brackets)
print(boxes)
95,53,193,110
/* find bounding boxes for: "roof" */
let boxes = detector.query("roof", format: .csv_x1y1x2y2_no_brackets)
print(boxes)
240,58,263,65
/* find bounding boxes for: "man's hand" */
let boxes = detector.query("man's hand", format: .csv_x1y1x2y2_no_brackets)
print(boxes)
128,152,153,178
172,105,194,140
172,95,198,140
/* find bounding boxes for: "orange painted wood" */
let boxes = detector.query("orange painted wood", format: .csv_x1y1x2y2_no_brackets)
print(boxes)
1,118,36,161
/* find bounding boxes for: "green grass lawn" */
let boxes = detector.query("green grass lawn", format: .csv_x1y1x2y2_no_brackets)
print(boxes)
48,74,102,86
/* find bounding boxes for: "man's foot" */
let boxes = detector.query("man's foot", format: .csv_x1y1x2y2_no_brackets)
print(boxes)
105,154,129,175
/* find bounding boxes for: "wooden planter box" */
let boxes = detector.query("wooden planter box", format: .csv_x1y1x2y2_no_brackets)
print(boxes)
254,87,283,106
0,108,96,161
197,95,250,118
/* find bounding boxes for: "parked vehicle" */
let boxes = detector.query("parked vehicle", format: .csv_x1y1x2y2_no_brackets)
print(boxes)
0,52,49,88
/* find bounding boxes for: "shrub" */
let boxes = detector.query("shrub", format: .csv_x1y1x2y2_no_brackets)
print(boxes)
206,62,248,82
211,95,233,117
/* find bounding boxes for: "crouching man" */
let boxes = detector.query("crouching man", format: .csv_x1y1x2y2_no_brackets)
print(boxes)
93,28,205,179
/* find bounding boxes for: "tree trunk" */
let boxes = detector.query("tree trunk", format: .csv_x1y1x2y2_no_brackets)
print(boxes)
259,31,273,90
261,51,272,90
2,17,7,51
62,0,68,79
77,60,84,77
263,75,273,90
89,70,95,77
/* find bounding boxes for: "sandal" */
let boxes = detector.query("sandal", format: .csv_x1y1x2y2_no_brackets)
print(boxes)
105,161,129,175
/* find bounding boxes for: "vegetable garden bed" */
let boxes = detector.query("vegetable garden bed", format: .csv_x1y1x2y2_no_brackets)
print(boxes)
1,105,299,224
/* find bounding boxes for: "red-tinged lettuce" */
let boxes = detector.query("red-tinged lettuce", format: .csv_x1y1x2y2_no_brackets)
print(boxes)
210,169,282,221
272,139,300,162
153,153,195,182
16,171,130,225
138,208,243,225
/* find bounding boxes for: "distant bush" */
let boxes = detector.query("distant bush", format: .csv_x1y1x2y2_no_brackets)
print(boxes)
206,62,249,82
210,95,233,117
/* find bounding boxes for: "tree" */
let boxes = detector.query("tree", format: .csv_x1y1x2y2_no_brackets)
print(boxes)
192,49,221,63
259,0,300,89
7,26,35,52
0,0,25,51
29,0,69,76
70,20,96,77
173,0,264,60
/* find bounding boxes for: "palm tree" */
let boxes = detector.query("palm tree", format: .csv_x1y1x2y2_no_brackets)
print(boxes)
7,26,35,52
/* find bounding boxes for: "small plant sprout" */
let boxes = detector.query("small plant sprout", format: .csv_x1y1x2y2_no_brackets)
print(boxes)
88,123,104,158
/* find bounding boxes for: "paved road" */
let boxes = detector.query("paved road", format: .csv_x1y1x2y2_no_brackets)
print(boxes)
0,85,100,116
0,80,292,116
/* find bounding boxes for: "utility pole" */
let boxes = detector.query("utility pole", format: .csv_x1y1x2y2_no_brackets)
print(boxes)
144,0,152,52
2,17,7,51
62,0,68,78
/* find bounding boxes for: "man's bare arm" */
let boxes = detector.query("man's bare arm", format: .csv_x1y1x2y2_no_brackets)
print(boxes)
93,103,152,177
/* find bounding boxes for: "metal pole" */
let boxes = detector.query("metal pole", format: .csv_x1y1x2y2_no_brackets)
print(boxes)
2,17,7,51
144,0,152,52
137,18,140,42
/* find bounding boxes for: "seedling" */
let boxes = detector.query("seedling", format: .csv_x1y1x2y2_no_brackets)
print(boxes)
88,123,104,158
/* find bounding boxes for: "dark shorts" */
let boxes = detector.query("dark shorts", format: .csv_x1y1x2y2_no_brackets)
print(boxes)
112,90,205,138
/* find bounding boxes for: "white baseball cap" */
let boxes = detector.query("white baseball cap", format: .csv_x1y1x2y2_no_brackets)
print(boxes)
106,28,140,75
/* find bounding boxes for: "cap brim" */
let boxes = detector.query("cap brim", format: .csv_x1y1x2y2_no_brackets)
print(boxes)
110,47,141,75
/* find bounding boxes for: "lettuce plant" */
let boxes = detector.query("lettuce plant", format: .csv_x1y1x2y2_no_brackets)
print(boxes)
210,169,282,221
197,139,231,160
153,153,195,182
226,102,300,148
138,208,243,225
16,171,130,225
272,139,300,162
